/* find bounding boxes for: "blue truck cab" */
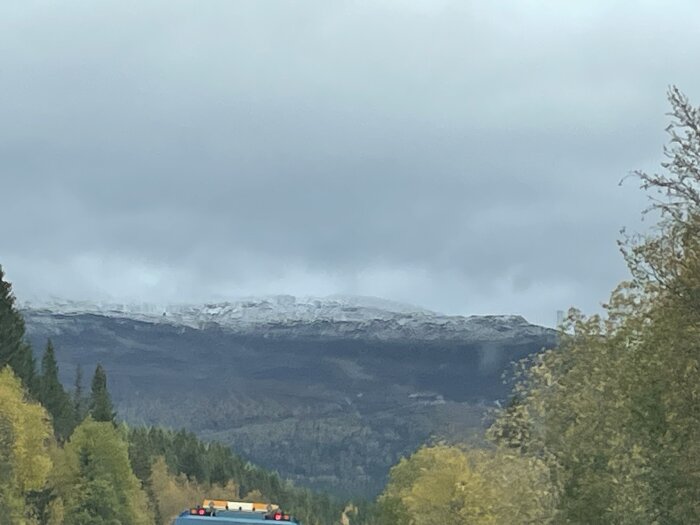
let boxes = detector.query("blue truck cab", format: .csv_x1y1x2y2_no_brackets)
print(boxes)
173,510,270,524
172,501,299,525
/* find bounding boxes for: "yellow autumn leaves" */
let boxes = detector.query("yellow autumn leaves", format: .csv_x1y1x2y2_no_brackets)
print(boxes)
378,445,555,524
0,367,53,521
375,88,700,525
0,367,156,524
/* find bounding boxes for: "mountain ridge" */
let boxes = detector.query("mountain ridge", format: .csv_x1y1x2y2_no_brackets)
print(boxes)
20,296,557,498
20,295,551,342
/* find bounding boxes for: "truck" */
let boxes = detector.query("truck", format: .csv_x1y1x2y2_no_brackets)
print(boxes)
172,499,300,525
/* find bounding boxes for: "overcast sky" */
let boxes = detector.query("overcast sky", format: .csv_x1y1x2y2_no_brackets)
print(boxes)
2,1,699,326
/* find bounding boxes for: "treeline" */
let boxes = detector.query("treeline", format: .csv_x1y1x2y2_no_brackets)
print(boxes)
0,268,342,524
128,427,340,524
352,87,700,524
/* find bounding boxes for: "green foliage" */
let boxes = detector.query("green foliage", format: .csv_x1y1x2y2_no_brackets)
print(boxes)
486,87,700,524
0,266,36,394
51,418,153,525
73,364,87,424
89,364,115,424
346,500,381,525
64,478,124,525
38,339,76,441
126,426,344,525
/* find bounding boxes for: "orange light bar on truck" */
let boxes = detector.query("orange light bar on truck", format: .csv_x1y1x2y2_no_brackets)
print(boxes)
202,499,279,512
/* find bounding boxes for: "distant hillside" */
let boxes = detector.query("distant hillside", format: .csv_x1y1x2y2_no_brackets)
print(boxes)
22,296,556,498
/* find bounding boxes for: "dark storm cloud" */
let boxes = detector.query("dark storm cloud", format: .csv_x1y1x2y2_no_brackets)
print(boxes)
2,1,700,325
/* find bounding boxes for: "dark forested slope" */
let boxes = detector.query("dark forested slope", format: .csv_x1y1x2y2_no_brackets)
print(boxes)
23,302,555,497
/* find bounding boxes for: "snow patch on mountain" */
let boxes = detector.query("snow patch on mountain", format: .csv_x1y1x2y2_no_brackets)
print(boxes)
20,295,555,342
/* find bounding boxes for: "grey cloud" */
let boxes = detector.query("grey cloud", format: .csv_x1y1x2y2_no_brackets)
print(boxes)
2,1,699,326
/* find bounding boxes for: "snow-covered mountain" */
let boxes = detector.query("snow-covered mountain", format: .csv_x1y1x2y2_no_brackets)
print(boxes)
21,294,557,498
21,294,431,319
20,295,553,342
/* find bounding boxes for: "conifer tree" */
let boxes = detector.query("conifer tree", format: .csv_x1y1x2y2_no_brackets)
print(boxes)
73,364,86,423
38,339,75,440
0,265,36,392
89,364,115,424
50,418,153,525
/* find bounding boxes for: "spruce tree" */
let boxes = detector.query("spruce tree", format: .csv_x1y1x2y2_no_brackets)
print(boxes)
0,265,36,392
38,339,75,440
89,364,115,424
73,364,86,423
52,419,153,525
